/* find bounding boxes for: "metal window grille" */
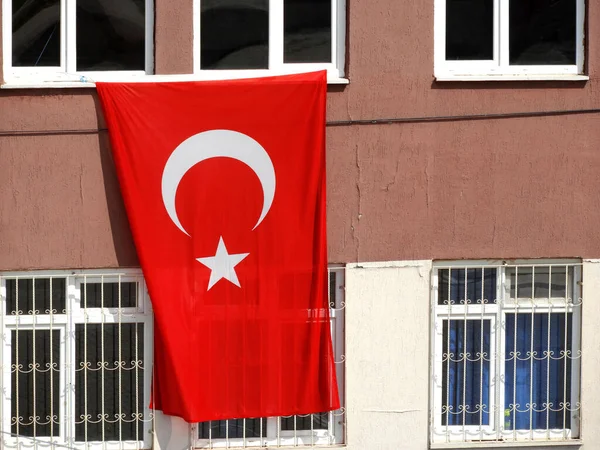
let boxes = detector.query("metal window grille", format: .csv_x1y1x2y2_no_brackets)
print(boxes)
194,267,346,448
0,270,154,450
430,261,582,444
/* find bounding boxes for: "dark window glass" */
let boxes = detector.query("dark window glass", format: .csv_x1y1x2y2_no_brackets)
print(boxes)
509,0,576,65
11,330,61,437
438,268,497,305
76,0,146,71
6,278,67,315
441,320,491,426
445,0,494,60
12,0,61,66
329,271,337,308
284,0,331,63
81,282,138,308
281,413,329,430
75,323,144,441
198,418,267,439
200,0,269,69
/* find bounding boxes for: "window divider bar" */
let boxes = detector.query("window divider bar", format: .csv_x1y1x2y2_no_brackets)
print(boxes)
64,0,76,74
570,265,582,439
268,0,284,71
546,269,552,439
145,0,155,74
576,0,585,74
497,0,508,67
67,276,77,448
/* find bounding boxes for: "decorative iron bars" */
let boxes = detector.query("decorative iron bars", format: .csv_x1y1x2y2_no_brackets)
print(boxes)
430,262,582,444
194,267,346,448
0,271,154,449
1,267,346,449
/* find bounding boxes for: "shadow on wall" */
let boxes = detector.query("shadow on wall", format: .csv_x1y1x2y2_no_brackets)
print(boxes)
430,80,588,90
94,93,139,267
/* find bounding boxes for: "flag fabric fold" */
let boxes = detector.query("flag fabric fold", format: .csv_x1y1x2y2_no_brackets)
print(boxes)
96,71,339,423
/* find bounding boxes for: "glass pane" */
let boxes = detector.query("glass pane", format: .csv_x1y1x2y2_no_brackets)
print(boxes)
200,0,269,69
329,271,337,308
75,323,144,441
6,278,67,315
81,281,138,308
445,0,493,60
442,320,491,426
504,313,572,430
509,0,576,65
12,0,61,67
284,0,331,63
281,412,329,430
76,0,146,71
198,418,267,439
438,268,497,305
11,330,61,437
508,266,572,299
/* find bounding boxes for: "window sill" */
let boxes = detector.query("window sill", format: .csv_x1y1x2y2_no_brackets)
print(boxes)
1,74,349,89
434,74,589,82
430,440,583,449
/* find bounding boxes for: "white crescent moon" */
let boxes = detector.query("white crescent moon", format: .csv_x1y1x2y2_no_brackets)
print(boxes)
161,129,276,237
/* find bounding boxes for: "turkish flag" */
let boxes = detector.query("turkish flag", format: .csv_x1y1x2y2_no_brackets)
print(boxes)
96,71,339,423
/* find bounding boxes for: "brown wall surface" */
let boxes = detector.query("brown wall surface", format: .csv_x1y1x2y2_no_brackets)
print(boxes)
1,0,600,270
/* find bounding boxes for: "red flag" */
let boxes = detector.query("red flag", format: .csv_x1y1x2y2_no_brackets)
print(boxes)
96,71,339,423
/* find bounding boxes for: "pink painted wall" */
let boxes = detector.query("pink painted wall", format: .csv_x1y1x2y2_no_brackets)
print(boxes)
1,0,600,270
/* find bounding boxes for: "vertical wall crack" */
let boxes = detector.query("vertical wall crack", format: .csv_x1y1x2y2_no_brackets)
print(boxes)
355,140,362,262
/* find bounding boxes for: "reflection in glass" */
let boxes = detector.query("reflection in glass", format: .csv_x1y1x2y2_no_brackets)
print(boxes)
201,0,269,70
281,412,329,430
284,0,331,63
12,0,61,67
507,266,572,299
76,0,146,71
445,0,493,60
198,418,267,439
509,0,576,65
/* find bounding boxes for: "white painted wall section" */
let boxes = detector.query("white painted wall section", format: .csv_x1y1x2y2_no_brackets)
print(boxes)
345,260,431,450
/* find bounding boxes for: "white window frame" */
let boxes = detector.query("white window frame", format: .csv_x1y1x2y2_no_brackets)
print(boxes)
193,265,346,449
430,260,582,446
433,0,586,80
2,0,154,85
0,269,154,450
192,0,346,81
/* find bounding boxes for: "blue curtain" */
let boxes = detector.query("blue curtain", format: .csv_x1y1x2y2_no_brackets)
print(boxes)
443,320,491,426
443,314,572,430
504,313,572,430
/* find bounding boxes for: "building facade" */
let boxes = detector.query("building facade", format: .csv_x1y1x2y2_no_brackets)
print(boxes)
1,0,600,449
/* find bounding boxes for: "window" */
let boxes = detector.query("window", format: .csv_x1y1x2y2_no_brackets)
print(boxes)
0,270,154,449
434,0,585,79
2,0,153,83
1,267,345,449
193,0,346,80
430,261,582,444
193,267,346,448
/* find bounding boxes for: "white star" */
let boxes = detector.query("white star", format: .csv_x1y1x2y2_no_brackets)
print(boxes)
196,237,249,291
